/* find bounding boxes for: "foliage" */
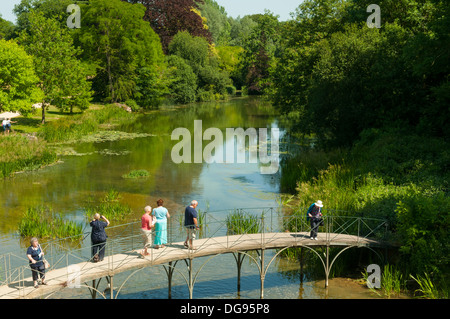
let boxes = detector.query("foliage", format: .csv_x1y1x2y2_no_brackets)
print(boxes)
18,205,83,239
0,39,42,114
166,55,198,104
85,189,133,222
238,12,281,95
0,134,57,178
197,0,231,45
17,10,92,122
122,169,150,179
75,0,166,104
124,0,212,53
226,210,261,235
39,104,133,143
0,15,14,39
168,31,233,101
270,0,450,147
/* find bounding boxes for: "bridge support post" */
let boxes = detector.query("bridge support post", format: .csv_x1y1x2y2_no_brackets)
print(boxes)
325,245,330,288
260,249,265,299
164,261,175,299
188,258,194,299
233,252,245,294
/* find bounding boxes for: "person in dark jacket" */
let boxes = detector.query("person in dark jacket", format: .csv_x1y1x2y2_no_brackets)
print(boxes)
26,237,47,288
307,200,323,240
90,213,110,262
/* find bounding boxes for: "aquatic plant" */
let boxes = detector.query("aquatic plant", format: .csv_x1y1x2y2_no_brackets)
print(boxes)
85,189,133,222
17,206,83,240
122,169,150,179
226,210,261,235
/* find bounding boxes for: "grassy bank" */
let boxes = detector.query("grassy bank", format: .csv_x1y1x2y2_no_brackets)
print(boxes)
281,127,449,298
1,104,138,177
0,134,57,178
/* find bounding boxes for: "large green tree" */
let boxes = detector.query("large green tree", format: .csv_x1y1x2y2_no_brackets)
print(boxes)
0,39,42,114
269,0,449,147
75,0,166,104
18,10,91,122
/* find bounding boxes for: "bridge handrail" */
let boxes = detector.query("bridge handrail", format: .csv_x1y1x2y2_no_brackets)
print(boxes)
0,208,391,288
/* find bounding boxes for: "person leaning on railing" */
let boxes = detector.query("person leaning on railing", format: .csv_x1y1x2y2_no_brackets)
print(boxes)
26,237,47,288
307,200,323,240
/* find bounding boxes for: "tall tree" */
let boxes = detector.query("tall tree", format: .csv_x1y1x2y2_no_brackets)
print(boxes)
76,0,166,104
123,0,212,53
18,10,92,123
0,39,42,114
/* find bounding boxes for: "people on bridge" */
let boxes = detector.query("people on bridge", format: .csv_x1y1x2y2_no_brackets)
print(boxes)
26,237,47,288
90,213,110,262
307,200,323,240
184,200,200,250
152,199,170,249
140,205,154,257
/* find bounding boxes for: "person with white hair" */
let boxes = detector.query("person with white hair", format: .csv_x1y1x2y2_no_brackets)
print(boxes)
307,200,324,240
140,205,154,257
90,213,110,262
26,237,47,288
184,200,200,250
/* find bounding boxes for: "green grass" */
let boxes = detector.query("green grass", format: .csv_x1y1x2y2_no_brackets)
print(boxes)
39,104,134,143
0,134,57,178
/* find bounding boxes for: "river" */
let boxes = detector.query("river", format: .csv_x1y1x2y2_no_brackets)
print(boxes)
0,97,383,299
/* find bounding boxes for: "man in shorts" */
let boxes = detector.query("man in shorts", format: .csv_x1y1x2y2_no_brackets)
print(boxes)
184,200,199,250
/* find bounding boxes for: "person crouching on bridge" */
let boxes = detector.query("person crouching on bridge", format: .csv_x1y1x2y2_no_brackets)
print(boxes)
307,200,323,240
27,237,47,288
90,213,110,262
140,206,154,257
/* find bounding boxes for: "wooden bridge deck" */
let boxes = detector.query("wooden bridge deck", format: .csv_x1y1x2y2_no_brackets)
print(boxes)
0,231,387,299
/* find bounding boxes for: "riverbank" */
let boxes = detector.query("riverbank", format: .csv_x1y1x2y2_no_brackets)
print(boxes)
281,127,449,298
0,103,141,178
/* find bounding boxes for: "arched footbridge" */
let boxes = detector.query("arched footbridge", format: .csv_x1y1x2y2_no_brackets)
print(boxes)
0,207,396,299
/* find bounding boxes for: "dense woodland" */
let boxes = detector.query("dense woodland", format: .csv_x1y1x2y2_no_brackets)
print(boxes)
0,0,448,297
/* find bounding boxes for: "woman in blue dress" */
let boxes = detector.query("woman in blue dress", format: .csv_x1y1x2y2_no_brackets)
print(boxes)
152,199,170,248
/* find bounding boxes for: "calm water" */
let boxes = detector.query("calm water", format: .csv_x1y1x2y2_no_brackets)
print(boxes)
0,97,382,299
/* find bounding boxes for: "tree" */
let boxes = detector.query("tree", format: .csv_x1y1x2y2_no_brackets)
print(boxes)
167,55,198,104
0,39,42,114
76,0,166,104
168,31,232,101
18,11,92,122
0,16,15,40
123,0,212,53
240,12,281,95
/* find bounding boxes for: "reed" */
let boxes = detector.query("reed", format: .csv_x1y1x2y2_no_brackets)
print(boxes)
85,189,133,222
362,264,405,298
17,206,83,240
410,273,445,299
226,210,261,235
